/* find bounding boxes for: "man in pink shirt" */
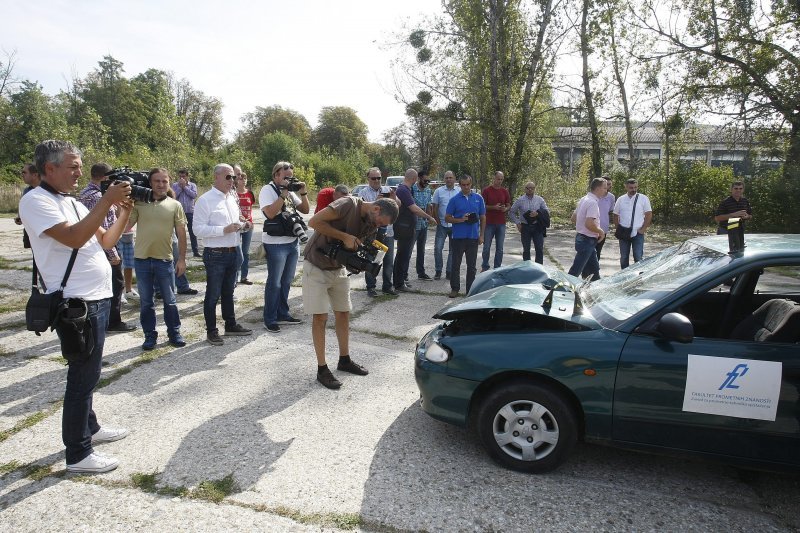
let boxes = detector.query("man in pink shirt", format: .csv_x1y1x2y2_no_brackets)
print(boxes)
568,177,607,279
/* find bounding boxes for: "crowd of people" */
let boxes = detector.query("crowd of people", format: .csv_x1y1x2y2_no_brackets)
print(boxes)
15,138,753,474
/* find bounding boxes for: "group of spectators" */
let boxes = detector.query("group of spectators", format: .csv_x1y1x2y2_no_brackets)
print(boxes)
14,138,753,474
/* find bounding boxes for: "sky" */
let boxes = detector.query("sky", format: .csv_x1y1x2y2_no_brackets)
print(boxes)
2,0,442,143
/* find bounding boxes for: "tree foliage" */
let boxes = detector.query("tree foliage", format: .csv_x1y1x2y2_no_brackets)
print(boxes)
237,105,311,153
312,106,369,153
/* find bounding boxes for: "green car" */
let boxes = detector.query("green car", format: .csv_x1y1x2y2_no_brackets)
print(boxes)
414,234,800,473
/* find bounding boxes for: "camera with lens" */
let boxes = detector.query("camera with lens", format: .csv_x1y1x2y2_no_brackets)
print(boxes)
319,239,388,276
100,167,153,203
284,177,304,192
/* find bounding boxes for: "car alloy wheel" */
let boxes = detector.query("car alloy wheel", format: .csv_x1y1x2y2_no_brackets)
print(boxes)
476,382,578,473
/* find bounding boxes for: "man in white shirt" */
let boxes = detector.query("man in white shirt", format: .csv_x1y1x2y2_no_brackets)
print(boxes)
193,164,253,345
612,178,653,269
20,140,133,474
431,170,459,279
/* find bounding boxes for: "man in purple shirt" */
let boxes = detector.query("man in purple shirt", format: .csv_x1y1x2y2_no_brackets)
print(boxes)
568,177,607,280
78,163,137,333
172,168,199,257
392,168,436,292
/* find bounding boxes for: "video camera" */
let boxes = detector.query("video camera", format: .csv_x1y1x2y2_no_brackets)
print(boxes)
100,167,153,203
283,177,304,192
319,239,388,276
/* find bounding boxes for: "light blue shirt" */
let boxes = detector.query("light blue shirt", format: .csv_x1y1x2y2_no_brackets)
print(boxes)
432,185,459,228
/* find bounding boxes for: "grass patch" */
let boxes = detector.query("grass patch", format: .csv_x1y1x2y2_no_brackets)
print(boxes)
97,346,171,388
24,463,53,481
184,266,207,284
0,401,62,443
265,506,364,529
0,460,22,476
190,474,238,503
351,327,416,343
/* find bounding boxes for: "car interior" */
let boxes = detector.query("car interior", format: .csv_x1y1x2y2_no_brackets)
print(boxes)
669,264,800,342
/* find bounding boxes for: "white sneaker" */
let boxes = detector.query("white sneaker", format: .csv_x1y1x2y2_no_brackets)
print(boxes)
66,452,119,473
126,290,140,300
120,293,128,305
92,426,129,444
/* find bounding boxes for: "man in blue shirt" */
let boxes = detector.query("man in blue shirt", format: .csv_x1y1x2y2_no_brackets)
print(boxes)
445,175,486,298
430,170,458,280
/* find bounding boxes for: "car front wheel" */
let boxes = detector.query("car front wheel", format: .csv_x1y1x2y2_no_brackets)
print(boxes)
476,383,577,473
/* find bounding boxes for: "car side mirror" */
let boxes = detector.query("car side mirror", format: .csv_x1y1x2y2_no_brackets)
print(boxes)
656,313,694,343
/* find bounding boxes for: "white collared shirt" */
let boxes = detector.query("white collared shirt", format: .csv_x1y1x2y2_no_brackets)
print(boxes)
193,186,242,248
613,193,652,237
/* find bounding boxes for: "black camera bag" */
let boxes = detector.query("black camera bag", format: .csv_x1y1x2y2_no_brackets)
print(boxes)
26,242,79,336
263,183,293,237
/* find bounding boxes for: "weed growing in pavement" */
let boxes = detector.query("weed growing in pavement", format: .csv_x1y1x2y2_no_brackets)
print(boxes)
191,474,238,503
24,463,52,481
0,401,62,443
97,346,172,388
0,460,22,476
183,266,207,284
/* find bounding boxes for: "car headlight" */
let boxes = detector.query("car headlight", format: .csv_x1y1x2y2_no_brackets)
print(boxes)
424,341,451,363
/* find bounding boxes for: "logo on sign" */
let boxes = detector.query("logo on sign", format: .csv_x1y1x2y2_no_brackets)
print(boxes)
719,363,748,390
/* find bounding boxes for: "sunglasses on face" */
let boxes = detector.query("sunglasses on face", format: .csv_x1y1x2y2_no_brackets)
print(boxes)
224,175,235,180
368,177,381,181
282,164,293,170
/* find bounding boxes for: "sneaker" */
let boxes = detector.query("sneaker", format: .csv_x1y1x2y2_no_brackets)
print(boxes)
207,331,224,346
92,426,129,444
367,288,379,297
317,367,342,389
169,334,187,347
224,324,253,336
382,288,399,296
404,282,412,288
120,293,128,305
193,252,201,258
265,323,281,333
107,321,137,333
142,334,158,351
239,278,253,285
276,317,303,325
337,358,369,376
396,285,411,293
66,452,119,473
448,290,459,298
418,273,433,281
178,288,198,295
125,289,140,300
434,271,442,280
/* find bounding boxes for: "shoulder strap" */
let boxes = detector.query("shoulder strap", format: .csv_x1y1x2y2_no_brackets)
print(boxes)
629,194,639,228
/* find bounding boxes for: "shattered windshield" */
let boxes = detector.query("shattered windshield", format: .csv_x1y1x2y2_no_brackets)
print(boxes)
581,240,732,328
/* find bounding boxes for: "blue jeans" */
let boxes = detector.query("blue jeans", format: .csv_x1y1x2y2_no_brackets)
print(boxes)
238,228,254,281
136,258,181,339
619,233,645,269
520,224,544,264
481,223,506,269
434,225,452,275
61,298,110,464
365,235,394,291
186,212,198,255
414,226,429,276
172,240,190,292
203,248,241,332
451,238,479,293
568,233,599,279
263,240,299,326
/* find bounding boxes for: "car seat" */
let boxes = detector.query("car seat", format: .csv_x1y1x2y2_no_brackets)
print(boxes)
730,298,800,342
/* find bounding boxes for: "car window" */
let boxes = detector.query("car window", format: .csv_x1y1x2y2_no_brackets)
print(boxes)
754,265,800,295
582,241,732,328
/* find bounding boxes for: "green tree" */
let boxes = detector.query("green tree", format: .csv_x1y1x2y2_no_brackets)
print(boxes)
259,132,303,179
312,106,368,153
172,77,223,150
237,105,311,153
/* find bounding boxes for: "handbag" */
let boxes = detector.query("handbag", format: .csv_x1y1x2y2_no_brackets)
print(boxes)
26,250,79,336
614,194,638,241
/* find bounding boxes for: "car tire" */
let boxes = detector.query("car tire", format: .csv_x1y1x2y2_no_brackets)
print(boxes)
476,382,578,473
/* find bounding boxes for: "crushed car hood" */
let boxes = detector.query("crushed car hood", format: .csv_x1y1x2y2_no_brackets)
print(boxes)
467,260,580,296
434,283,600,328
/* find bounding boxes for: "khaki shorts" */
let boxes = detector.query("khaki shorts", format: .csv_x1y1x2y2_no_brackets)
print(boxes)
302,260,351,315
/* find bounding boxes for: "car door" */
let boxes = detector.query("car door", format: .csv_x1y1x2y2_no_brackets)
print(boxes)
612,264,800,467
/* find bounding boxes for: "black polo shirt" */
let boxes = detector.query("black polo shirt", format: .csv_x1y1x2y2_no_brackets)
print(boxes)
715,195,751,232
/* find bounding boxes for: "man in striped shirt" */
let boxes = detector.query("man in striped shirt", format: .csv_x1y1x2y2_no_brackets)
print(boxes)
714,181,752,234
